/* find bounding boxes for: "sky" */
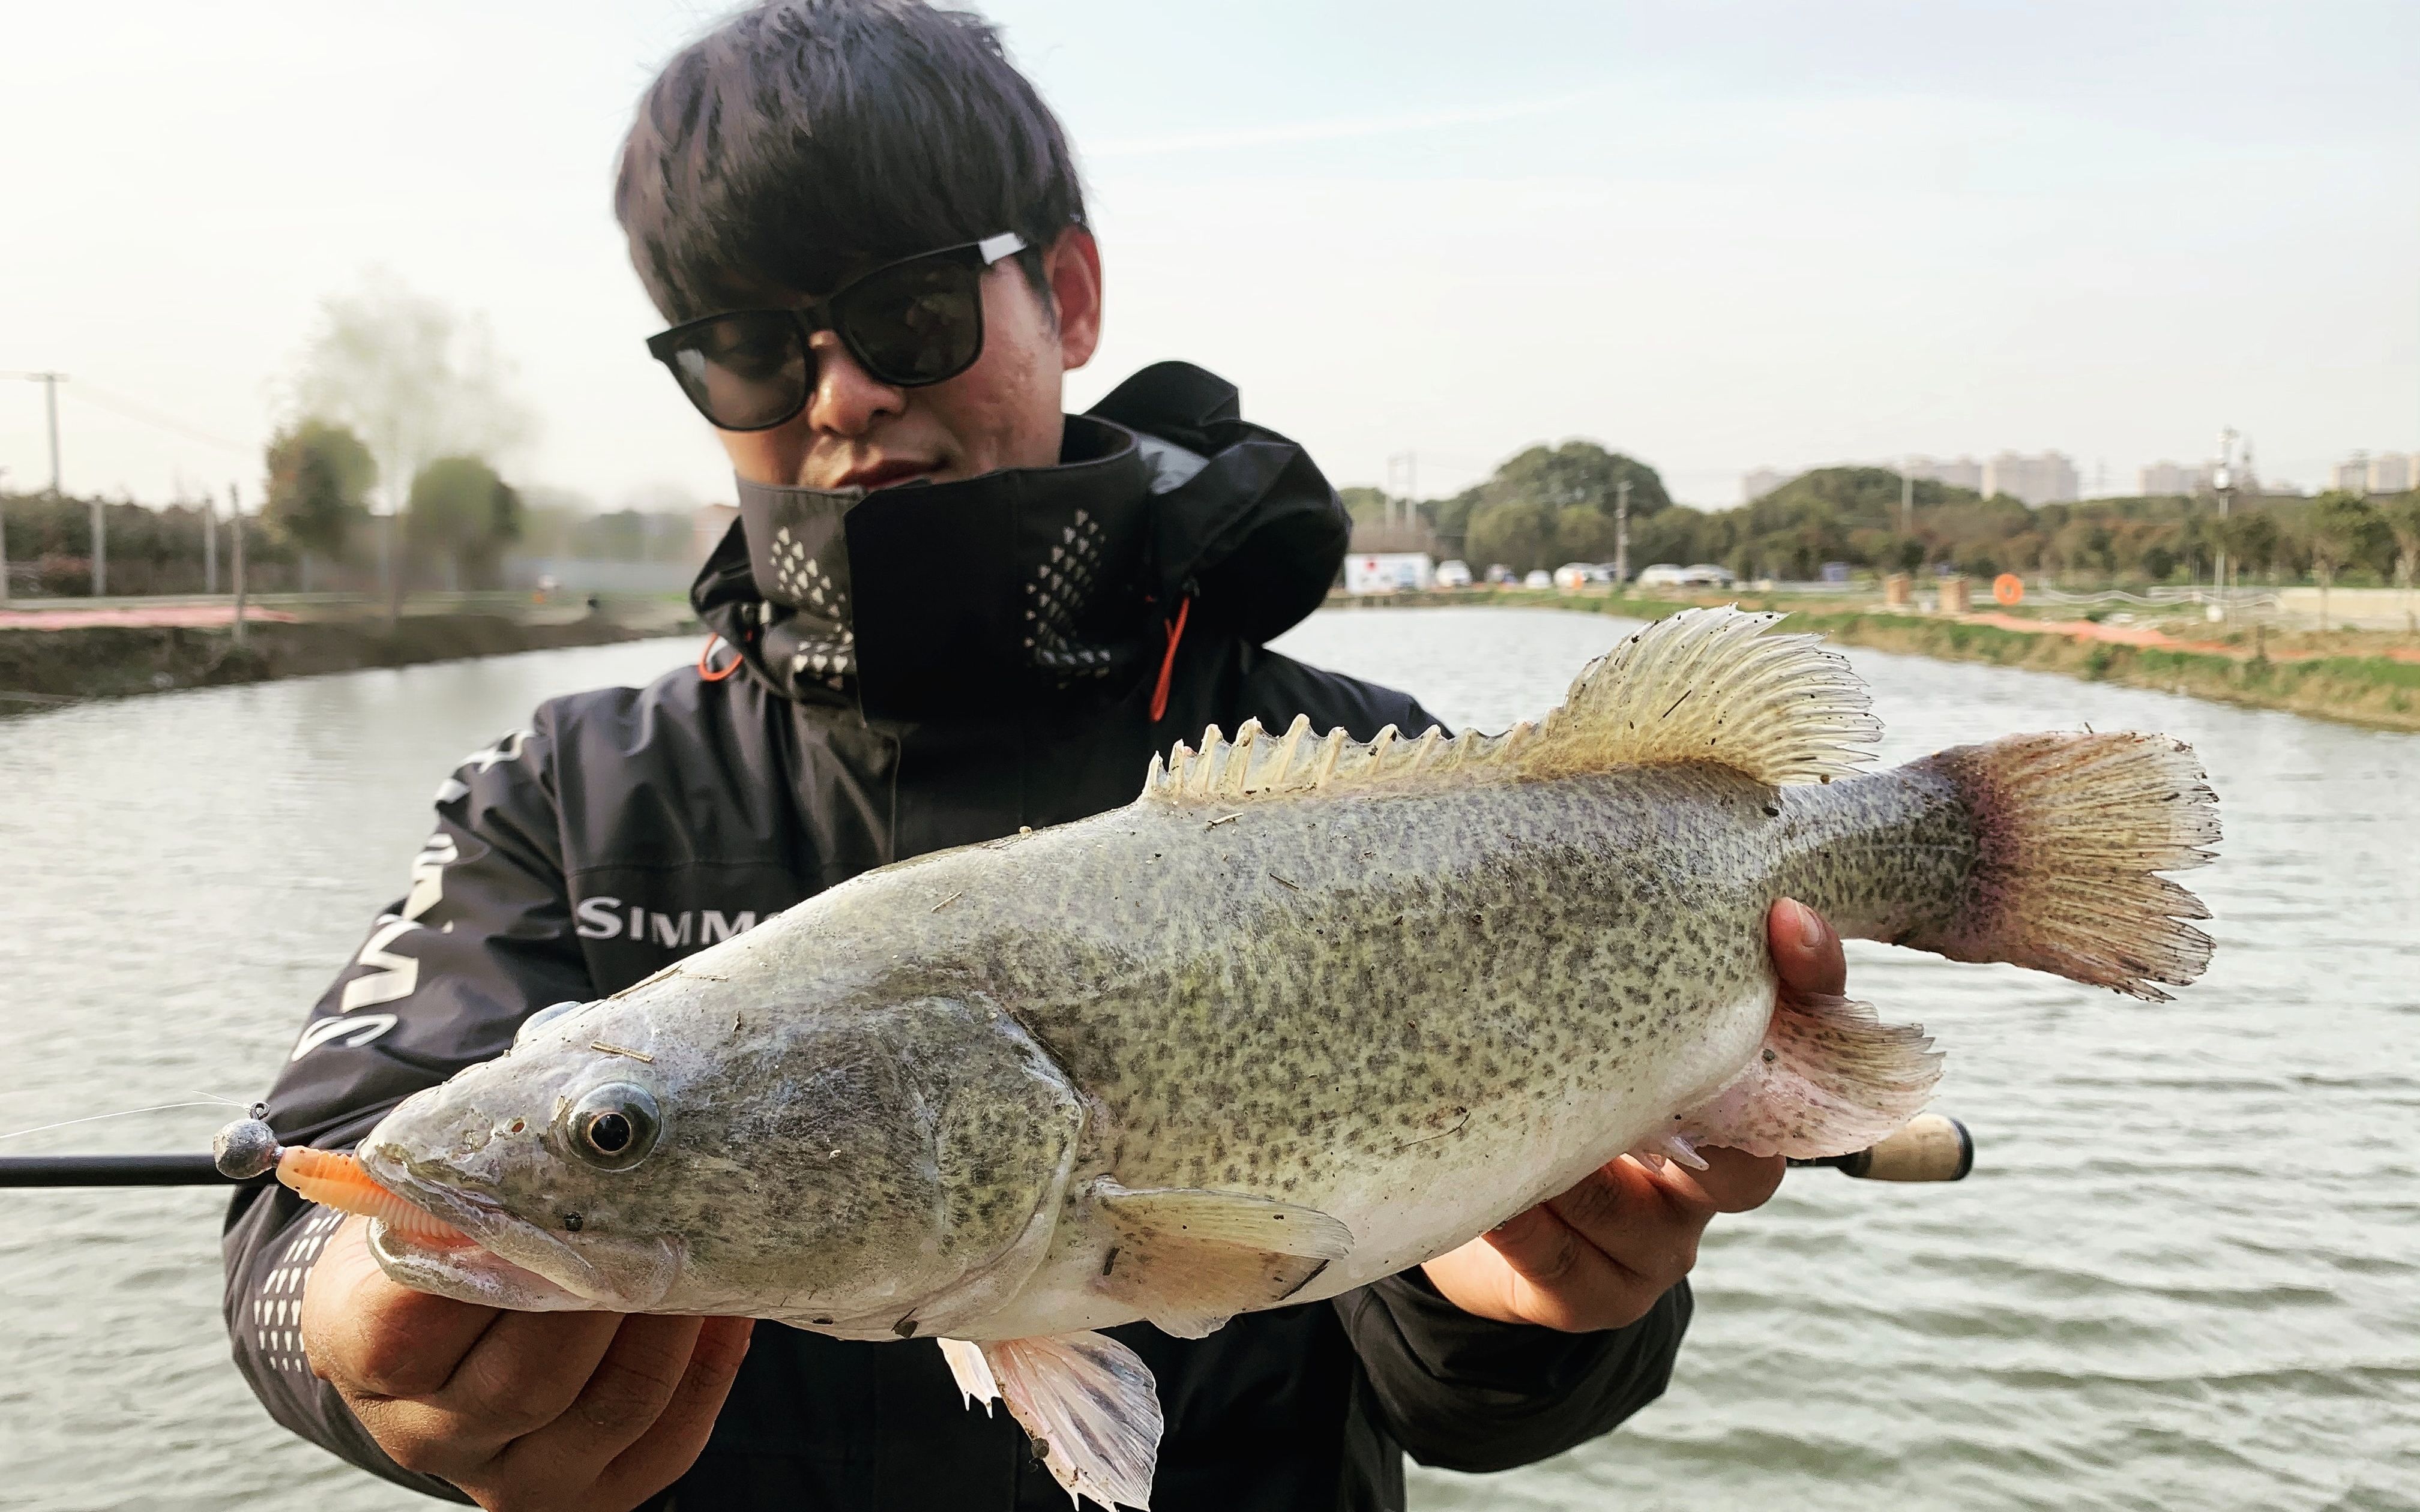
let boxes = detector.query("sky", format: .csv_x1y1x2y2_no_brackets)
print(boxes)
2,1,2414,514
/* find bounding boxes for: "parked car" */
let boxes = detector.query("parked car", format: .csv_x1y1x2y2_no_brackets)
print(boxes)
1552,562,1594,590
1636,561,1738,590
1521,568,1553,589
1433,559,1473,589
1484,563,1516,584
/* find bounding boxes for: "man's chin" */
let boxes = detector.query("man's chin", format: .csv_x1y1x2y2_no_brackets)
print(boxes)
367,1220,598,1312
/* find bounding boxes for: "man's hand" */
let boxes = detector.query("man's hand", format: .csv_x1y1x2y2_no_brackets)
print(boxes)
1421,897,1843,1331
299,1215,753,1511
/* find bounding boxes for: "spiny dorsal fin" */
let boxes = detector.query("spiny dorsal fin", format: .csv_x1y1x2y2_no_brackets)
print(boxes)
1516,607,1879,784
1138,607,1877,805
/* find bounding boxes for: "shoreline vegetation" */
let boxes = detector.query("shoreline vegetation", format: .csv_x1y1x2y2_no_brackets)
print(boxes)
0,598,697,710
1330,588,2420,735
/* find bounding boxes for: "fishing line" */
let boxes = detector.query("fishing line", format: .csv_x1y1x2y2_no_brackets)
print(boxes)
0,1100,252,1144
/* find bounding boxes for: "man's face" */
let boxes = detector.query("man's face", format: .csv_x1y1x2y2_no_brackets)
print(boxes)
714,227,1103,490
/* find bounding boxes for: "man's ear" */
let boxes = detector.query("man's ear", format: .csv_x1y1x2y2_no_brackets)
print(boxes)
1047,226,1103,373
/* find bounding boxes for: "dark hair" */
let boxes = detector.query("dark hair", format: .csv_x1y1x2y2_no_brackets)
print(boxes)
615,0,1085,323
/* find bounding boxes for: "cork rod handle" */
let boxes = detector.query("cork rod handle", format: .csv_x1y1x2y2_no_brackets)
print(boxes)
1788,1113,1975,1181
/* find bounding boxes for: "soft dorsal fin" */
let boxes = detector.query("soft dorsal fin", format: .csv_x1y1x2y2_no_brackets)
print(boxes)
1139,607,1877,804
1516,607,1878,783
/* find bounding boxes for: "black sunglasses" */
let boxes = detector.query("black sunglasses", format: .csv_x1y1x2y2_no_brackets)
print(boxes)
645,232,1029,432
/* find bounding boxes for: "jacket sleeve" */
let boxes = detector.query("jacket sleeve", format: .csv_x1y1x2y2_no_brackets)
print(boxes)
1334,1271,1692,1472
222,719,591,1501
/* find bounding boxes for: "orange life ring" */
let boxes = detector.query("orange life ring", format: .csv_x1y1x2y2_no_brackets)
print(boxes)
1993,574,2024,607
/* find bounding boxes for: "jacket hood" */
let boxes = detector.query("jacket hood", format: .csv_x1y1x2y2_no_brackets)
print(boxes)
690,361,1349,721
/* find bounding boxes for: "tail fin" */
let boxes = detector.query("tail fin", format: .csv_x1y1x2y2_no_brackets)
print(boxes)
1918,733,2220,1001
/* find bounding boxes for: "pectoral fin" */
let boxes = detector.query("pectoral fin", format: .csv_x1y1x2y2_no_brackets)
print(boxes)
1089,1181,1354,1337
936,1331,1162,1510
1661,992,1942,1162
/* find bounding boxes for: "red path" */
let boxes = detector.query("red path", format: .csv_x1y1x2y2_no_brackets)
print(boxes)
1963,610,2420,665
0,604,299,631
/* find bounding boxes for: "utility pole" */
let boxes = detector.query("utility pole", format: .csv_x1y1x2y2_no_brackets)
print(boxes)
202,488,218,595
0,464,11,605
2212,427,2236,619
388,509,406,625
1614,477,1631,584
229,481,248,647
8,372,82,593
1385,451,1418,536
1900,462,1914,538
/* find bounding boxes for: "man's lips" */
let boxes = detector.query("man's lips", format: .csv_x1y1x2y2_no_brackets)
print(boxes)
830,457,938,490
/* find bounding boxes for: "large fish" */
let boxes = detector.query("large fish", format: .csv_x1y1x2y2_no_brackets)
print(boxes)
332,608,2218,1507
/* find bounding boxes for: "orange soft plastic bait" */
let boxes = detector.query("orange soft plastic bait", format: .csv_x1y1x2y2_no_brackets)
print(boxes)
276,1146,474,1249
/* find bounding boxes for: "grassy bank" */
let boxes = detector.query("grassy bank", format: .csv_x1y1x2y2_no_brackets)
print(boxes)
1329,589,2420,734
0,611,692,709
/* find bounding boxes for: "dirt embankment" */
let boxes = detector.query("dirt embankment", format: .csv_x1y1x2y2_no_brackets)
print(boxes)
1799,612,2420,731
1329,589,2420,734
0,612,691,708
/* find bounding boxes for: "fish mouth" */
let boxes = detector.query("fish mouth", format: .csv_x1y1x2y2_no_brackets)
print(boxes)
357,1140,682,1312
367,1212,596,1312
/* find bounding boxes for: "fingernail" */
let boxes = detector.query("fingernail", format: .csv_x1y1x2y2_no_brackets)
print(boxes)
1792,899,1823,949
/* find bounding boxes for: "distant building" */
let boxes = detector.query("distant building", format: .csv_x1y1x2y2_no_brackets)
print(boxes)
2139,461,2207,496
1904,455,1984,492
2140,457,2283,499
1981,451,2079,506
1344,553,1434,595
2318,451,2417,494
1741,467,1790,502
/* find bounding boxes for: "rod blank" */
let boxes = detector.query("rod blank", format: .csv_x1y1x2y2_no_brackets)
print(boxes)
0,1153,266,1187
3,1114,1976,1189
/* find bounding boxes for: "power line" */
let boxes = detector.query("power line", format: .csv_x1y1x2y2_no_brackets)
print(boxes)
60,378,254,455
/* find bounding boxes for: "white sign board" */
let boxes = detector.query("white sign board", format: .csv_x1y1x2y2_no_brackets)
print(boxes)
1344,553,1434,595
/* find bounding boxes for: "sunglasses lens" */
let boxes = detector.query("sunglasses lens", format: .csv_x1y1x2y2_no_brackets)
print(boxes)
834,255,984,386
662,313,808,430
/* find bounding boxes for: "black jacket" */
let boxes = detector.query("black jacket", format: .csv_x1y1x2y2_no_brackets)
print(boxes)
223,364,1688,1511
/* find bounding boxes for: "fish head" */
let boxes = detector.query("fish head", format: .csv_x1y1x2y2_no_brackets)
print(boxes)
359,983,1086,1331
357,1023,693,1312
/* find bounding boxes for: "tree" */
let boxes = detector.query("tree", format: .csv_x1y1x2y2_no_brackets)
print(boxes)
1433,442,1671,543
1465,499,1555,576
1337,486,1389,525
2305,490,2374,631
263,418,377,569
406,457,523,589
2221,510,2279,583
2380,493,2420,634
291,269,534,602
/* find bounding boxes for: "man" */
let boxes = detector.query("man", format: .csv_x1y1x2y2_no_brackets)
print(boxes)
226,3,1849,1507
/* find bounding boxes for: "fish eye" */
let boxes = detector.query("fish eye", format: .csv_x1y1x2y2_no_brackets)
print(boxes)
565,1082,661,1171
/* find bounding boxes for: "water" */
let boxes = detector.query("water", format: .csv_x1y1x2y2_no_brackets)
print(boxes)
0,609,2412,1510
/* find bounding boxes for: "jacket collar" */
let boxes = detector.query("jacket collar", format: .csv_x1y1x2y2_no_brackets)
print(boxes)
690,362,1350,722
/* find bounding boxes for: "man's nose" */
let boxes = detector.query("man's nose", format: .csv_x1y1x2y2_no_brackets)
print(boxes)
805,329,905,437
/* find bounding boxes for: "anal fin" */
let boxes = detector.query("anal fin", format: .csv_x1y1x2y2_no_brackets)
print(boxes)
1669,992,1942,1160
936,1331,1162,1510
1091,1182,1354,1338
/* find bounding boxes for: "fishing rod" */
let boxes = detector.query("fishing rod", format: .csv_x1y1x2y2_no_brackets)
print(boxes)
0,1111,1977,1187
